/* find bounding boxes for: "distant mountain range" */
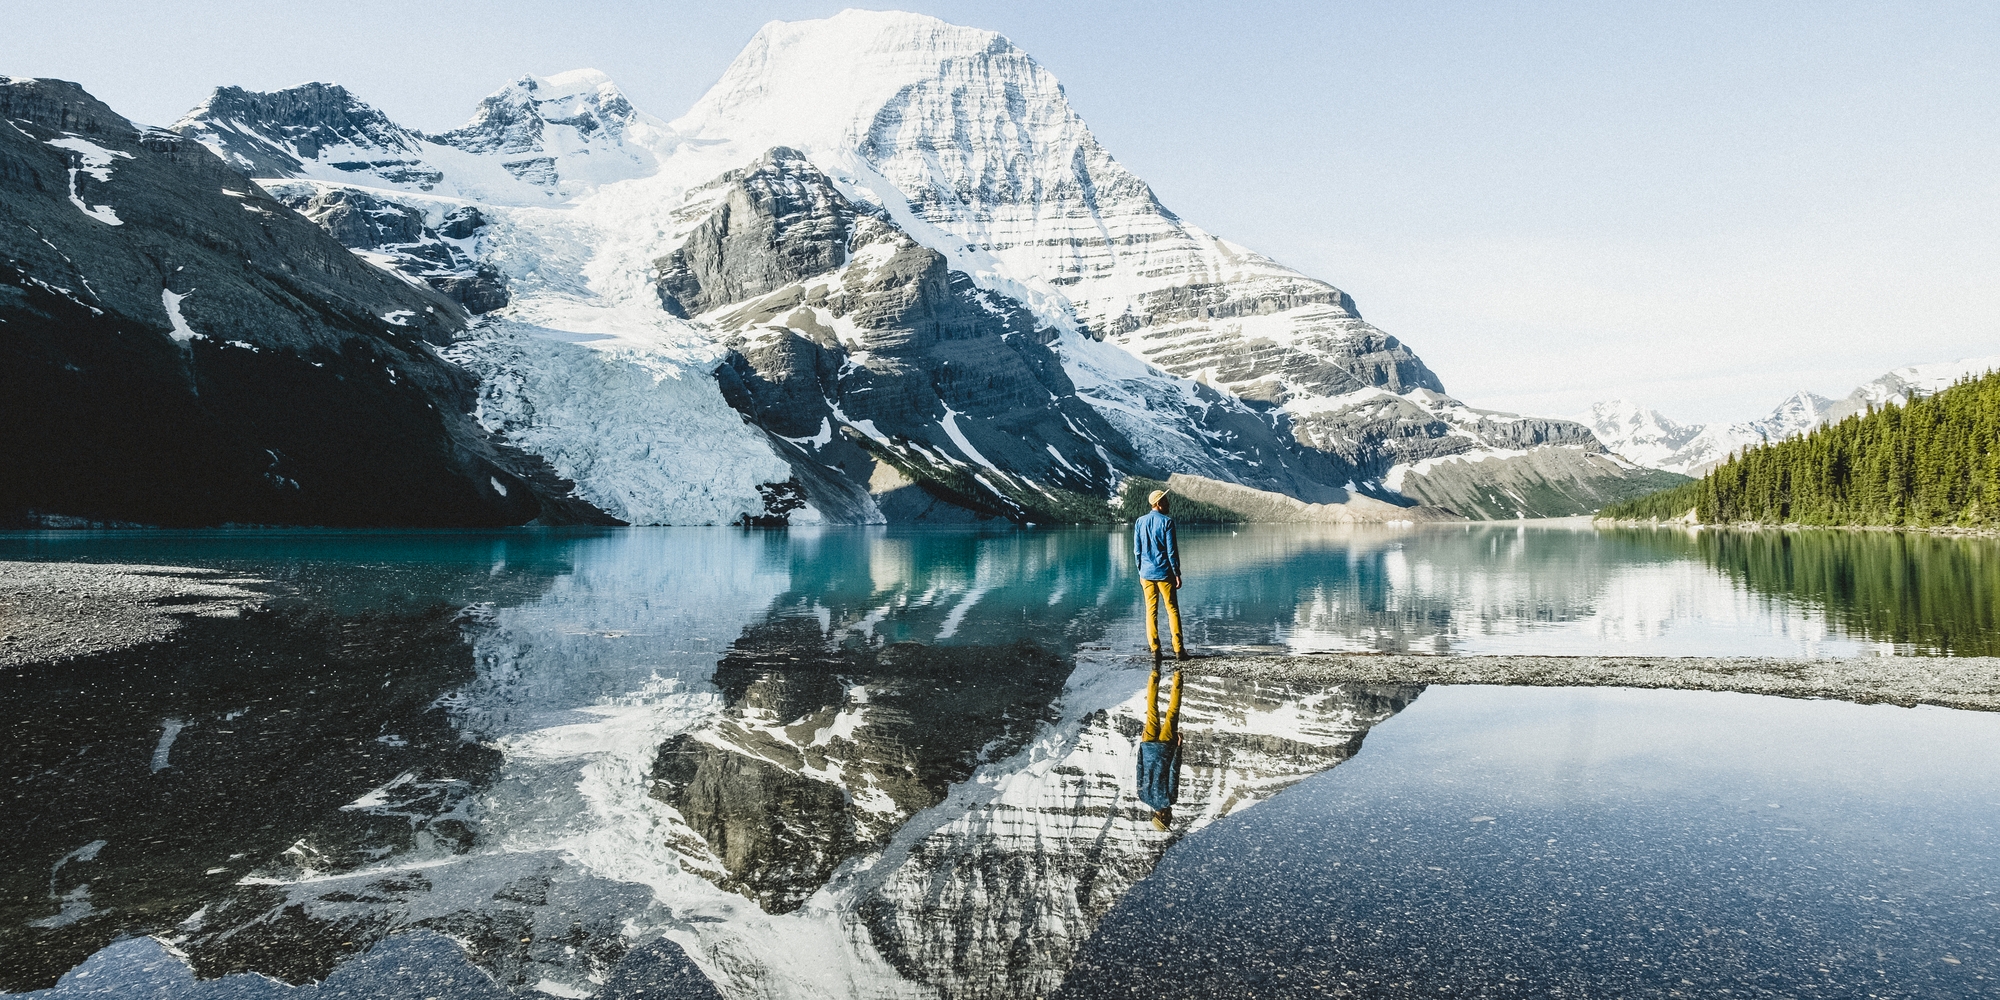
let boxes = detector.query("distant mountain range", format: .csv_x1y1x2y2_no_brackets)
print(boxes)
1581,355,2000,477
2,10,1678,527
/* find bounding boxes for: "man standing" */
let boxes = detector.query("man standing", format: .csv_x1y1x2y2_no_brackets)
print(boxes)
1134,489,1185,661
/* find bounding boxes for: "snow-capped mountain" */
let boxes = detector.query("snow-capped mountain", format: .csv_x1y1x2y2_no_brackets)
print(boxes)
174,70,668,203
131,9,1667,526
1837,354,2000,418
0,76,609,527
1585,355,2000,477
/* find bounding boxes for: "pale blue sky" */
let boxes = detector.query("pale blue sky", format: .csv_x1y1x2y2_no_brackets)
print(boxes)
7,1,1995,422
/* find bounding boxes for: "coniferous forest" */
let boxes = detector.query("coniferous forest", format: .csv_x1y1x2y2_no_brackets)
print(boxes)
1602,370,2000,527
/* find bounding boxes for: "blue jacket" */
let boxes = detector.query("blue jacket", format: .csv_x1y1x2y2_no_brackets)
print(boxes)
1137,737,1181,810
1133,510,1180,581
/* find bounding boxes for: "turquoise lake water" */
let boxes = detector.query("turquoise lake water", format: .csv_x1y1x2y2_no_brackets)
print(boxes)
3,523,1996,998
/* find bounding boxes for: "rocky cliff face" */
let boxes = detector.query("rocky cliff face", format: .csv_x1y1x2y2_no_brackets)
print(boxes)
129,10,1637,524
262,184,511,314
0,78,610,527
172,82,433,183
676,149,1159,522
671,9,1604,506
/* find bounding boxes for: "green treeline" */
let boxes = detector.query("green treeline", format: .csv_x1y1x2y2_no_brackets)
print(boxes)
1603,369,2000,527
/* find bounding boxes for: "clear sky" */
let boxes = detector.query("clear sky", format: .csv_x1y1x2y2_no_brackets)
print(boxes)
6,1,1995,423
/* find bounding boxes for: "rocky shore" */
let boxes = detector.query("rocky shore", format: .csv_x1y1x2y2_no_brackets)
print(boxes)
0,561,269,668
1593,516,2000,539
1088,649,2000,713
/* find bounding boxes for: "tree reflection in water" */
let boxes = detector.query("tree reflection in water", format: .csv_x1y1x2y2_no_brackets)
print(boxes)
1606,526,2000,655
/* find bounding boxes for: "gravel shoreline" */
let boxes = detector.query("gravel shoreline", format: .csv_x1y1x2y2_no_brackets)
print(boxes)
0,561,271,668
1085,650,2000,713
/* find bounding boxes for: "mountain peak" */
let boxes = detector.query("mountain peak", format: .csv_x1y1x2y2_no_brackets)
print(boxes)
436,68,643,161
172,81,421,177
673,8,1026,148
532,68,619,94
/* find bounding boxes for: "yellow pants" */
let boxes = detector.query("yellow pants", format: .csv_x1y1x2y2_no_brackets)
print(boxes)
1144,667,1183,742
1141,578,1183,654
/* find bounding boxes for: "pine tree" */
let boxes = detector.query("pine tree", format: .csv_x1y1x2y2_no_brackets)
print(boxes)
1602,370,2000,527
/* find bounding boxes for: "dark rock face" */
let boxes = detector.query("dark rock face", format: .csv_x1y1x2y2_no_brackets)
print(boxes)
0,78,607,526
272,185,512,314
287,185,433,253
172,82,435,185
682,152,1150,522
654,147,861,318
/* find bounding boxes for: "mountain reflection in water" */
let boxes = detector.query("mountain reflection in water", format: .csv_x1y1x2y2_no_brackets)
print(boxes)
4,523,1999,997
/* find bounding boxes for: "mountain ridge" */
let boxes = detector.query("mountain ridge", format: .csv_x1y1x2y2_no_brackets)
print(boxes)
8,9,1677,525
1584,354,2000,476
0,76,613,527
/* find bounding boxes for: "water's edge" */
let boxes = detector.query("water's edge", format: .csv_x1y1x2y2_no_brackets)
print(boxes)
1174,651,2000,712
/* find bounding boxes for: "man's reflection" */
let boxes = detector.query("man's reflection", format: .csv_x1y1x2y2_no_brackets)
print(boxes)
1137,666,1183,830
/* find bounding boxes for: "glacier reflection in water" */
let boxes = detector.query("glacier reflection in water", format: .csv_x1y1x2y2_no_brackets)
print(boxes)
5,523,1997,998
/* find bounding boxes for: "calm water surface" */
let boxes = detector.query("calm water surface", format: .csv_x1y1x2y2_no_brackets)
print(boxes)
1066,686,2000,998
6,521,1998,656
2,523,1996,998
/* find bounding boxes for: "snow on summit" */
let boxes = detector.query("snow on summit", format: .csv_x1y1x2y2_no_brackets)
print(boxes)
160,8,1649,525
672,9,1014,150
1584,354,2000,476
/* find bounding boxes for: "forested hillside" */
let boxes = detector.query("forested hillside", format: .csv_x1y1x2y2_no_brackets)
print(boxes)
1602,370,2000,527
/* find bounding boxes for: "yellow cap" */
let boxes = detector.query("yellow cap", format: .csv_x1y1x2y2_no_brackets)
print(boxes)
1148,489,1169,508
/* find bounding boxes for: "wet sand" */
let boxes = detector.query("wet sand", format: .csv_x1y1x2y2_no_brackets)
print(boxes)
0,561,269,668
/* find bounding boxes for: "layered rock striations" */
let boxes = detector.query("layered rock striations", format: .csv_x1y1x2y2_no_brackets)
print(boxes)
18,10,1646,524
0,78,610,527
669,10,1616,515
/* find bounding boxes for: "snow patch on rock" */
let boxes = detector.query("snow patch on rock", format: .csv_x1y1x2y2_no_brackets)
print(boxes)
161,288,198,342
46,134,129,225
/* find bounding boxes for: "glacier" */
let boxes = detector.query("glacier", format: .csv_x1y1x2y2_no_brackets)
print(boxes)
160,8,1666,524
